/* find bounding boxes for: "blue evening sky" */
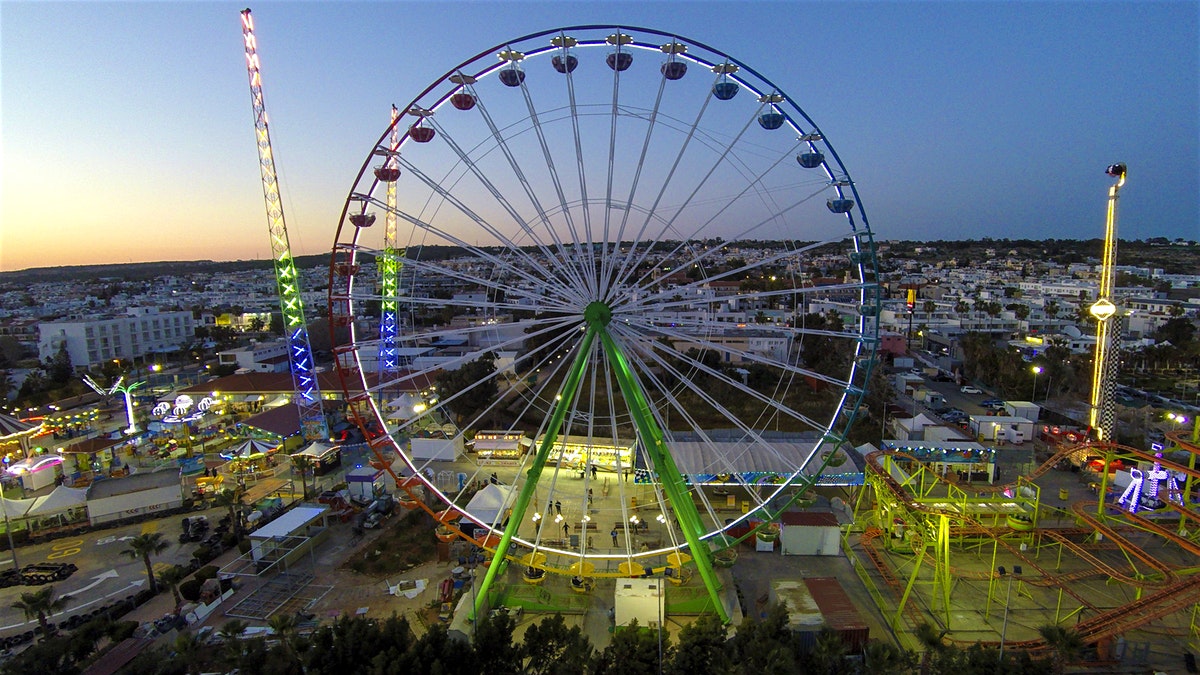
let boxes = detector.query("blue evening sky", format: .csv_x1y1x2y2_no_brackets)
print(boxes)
1,1,1196,270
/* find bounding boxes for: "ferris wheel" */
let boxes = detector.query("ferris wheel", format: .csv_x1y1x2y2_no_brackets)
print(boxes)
329,25,880,620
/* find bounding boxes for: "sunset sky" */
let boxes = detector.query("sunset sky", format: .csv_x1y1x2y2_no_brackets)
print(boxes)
2,1,1196,272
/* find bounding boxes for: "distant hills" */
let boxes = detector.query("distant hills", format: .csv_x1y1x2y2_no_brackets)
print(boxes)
0,254,332,285
0,238,1195,284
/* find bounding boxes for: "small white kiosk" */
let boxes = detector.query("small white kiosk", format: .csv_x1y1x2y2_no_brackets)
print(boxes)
614,577,665,629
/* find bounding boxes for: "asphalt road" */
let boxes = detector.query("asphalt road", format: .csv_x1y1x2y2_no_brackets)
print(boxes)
0,505,226,635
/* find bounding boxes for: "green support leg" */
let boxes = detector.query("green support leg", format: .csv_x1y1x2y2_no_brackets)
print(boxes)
471,326,598,620
471,300,729,624
595,324,730,623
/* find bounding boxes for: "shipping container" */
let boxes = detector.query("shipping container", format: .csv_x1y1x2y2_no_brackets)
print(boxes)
768,580,823,632
803,577,870,652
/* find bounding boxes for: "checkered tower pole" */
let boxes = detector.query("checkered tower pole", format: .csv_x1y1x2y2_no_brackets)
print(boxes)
1087,163,1126,443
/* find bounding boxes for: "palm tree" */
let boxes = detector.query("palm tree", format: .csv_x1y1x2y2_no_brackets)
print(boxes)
1037,624,1084,674
914,622,947,675
12,585,72,638
213,488,245,538
268,612,302,667
173,630,204,675
121,532,170,594
218,619,248,667
808,627,848,674
862,640,915,675
291,455,312,500
158,564,187,609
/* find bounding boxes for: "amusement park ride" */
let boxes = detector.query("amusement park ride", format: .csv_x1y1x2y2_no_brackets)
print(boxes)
327,24,879,627
850,165,1200,657
239,8,329,443
239,8,1197,660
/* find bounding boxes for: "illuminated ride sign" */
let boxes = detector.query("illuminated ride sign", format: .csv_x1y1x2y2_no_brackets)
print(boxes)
153,395,216,425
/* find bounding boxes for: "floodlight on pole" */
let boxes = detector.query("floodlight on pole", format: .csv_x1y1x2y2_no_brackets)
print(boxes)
998,564,1022,661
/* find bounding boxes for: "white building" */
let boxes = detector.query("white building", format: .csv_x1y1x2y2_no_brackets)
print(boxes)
217,339,290,373
38,307,195,368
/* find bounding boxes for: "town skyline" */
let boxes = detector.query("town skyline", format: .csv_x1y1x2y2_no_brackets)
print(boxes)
2,2,1196,272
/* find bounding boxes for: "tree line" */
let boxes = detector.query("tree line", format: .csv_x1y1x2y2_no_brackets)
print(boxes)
0,605,1089,675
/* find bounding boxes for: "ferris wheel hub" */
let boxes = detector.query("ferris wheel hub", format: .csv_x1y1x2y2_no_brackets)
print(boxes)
584,301,613,327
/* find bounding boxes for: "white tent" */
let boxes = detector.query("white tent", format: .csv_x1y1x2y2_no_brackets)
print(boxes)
1,495,33,519
464,483,516,526
292,440,338,459
27,486,89,517
386,393,419,410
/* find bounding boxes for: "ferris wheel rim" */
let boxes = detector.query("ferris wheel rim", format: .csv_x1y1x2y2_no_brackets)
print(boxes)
329,24,881,571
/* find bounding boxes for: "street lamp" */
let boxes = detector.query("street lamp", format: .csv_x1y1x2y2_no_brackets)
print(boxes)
998,565,1022,661
1031,366,1042,402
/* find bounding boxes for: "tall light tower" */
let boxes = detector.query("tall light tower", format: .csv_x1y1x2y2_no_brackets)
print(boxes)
375,105,402,388
240,8,328,441
1087,163,1126,442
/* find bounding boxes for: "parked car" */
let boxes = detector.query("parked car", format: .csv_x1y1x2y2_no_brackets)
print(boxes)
942,409,968,422
960,385,982,394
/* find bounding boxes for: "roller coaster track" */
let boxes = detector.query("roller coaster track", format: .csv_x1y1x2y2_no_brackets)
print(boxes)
860,448,1200,650
862,452,1100,611
1004,573,1200,652
859,527,931,630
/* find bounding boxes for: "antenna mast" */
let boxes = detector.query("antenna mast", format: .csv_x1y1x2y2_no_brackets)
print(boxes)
240,8,328,441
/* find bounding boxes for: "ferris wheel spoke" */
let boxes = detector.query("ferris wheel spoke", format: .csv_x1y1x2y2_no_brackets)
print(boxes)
599,47,624,283
514,78,594,298
618,322,832,433
621,231,853,311
599,76,669,296
349,255,576,313
359,195,581,307
614,326,801,509
615,184,832,299
374,317,579,412
604,97,763,296
559,48,600,297
630,283,872,316
386,165,588,302
423,113,593,296
384,162,589,305
624,315,859,396
442,319,589,438
461,86,596,298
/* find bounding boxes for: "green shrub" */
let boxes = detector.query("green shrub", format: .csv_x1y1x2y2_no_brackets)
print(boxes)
237,539,251,554
107,620,138,641
195,565,219,582
179,578,203,603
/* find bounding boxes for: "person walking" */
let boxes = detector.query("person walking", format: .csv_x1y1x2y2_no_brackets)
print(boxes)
554,500,561,516
563,521,571,538
611,528,618,546
591,464,598,480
